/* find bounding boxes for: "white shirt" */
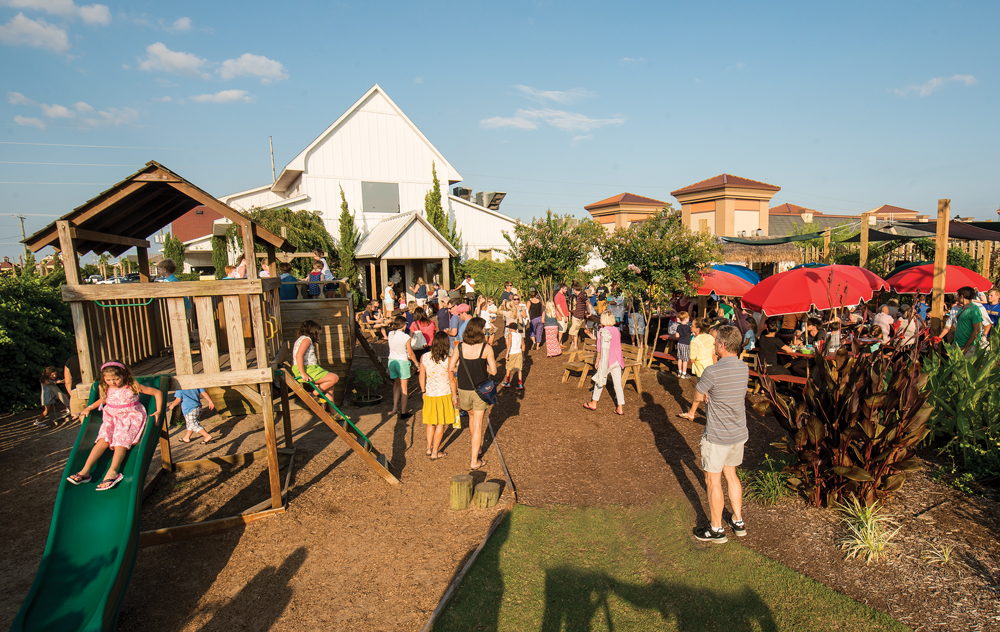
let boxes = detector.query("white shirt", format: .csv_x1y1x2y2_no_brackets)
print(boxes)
461,278,476,293
384,286,395,303
872,312,894,343
507,330,523,355
293,336,318,367
387,329,409,360
421,354,452,397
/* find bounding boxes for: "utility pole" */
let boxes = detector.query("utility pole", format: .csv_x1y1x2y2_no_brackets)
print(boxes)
269,136,276,184
16,214,28,261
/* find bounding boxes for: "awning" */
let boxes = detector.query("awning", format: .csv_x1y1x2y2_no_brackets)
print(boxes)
720,231,824,245
895,221,1000,241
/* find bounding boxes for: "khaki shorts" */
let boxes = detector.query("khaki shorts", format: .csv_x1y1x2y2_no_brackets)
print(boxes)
569,316,586,336
458,388,489,411
69,390,86,416
557,318,569,333
700,437,745,473
506,352,523,371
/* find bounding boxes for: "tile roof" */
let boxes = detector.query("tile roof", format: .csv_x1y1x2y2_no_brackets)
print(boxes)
769,203,812,215
671,174,780,196
868,204,920,216
584,192,668,210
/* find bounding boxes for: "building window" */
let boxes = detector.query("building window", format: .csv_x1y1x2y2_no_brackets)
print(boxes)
698,219,710,233
478,249,493,261
362,181,400,213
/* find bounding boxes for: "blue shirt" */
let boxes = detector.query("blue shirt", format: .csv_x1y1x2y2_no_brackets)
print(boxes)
457,317,470,343
158,274,191,309
175,388,205,415
915,302,930,321
448,314,461,344
278,272,299,300
984,302,1000,327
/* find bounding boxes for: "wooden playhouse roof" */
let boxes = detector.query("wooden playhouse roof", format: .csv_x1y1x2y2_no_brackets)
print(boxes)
24,161,290,257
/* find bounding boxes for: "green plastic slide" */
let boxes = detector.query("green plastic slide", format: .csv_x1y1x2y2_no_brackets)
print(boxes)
10,375,168,632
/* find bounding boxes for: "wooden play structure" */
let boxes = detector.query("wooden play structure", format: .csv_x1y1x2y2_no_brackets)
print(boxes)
24,161,398,545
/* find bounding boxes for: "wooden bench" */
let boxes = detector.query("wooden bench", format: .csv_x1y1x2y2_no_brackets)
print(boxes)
561,344,644,394
747,369,807,386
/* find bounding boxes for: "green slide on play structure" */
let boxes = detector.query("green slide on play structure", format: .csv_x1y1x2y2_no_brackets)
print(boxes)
10,375,168,632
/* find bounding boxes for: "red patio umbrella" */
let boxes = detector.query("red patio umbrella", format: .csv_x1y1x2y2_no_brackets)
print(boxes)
740,265,889,316
885,264,992,294
695,269,755,297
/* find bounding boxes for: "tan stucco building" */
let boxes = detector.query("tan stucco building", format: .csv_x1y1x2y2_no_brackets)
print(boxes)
584,192,668,231
671,174,781,237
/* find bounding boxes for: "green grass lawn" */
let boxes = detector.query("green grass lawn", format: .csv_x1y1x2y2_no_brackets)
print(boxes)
434,502,908,632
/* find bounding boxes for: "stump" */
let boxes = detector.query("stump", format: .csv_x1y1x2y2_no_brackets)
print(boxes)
450,474,473,510
471,481,500,509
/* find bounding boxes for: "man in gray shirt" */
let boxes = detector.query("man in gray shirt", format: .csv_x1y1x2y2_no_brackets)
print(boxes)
691,325,749,544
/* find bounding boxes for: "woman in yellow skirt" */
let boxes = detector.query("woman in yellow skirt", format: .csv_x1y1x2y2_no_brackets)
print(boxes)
419,331,458,460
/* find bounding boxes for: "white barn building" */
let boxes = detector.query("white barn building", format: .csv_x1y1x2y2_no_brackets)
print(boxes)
219,84,517,295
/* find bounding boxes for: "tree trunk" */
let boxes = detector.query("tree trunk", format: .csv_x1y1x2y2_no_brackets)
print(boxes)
471,481,500,508
450,474,473,510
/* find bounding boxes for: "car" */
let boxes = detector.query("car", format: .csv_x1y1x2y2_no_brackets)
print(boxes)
98,276,124,284
86,275,103,284
123,273,141,283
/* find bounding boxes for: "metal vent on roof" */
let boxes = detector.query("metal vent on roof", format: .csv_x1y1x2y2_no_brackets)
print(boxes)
474,191,506,211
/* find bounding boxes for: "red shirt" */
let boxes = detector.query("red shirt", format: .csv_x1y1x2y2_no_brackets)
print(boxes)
554,291,569,318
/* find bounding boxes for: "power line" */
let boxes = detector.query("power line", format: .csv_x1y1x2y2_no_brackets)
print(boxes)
0,212,61,216
0,160,134,167
0,181,103,185
0,141,173,149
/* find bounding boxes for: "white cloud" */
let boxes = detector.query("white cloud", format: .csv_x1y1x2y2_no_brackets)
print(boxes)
218,53,287,83
513,84,593,105
572,134,593,143
0,13,69,53
893,74,976,97
168,16,191,32
1,0,110,25
14,114,45,129
73,100,92,112
481,108,625,134
40,102,73,118
7,90,35,105
621,57,645,64
80,106,138,127
480,115,538,130
190,89,252,103
138,41,208,77
726,61,746,71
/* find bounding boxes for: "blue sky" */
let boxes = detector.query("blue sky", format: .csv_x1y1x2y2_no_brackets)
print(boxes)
1,0,998,261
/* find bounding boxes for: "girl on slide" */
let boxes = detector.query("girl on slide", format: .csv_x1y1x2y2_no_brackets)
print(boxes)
66,361,163,491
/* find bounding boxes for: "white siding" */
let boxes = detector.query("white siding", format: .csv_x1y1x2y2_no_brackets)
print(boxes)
382,226,453,259
448,196,516,260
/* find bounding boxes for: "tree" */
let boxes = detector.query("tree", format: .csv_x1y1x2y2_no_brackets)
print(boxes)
504,211,603,299
597,208,721,353
337,187,361,292
226,207,337,277
162,232,186,269
211,236,229,278
424,163,464,277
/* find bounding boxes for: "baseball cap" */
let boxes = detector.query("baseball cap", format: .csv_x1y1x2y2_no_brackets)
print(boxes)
450,303,470,315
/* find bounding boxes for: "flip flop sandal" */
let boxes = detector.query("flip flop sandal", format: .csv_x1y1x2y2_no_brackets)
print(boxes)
582,404,597,411
471,459,487,469
66,473,91,485
96,473,124,491
431,451,447,460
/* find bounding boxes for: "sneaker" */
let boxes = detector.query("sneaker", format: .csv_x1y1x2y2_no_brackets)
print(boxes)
728,518,747,537
693,526,727,543
516,382,524,390
500,381,511,388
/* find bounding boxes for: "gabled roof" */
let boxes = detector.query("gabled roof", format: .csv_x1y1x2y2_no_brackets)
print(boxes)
867,204,920,216
24,161,290,257
671,174,780,196
448,194,518,225
355,211,459,259
584,192,668,211
272,84,463,192
769,203,812,215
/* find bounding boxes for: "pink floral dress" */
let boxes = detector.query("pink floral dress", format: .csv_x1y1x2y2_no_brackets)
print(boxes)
97,387,148,449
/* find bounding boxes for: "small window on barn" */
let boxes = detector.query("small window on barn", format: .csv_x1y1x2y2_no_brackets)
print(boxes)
362,182,400,213
478,249,493,261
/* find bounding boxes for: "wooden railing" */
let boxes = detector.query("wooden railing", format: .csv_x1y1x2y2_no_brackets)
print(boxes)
63,278,282,390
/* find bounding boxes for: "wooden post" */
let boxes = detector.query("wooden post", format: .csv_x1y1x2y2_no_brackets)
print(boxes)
241,223,258,281
930,199,950,330
368,260,376,300
859,212,871,268
471,481,500,508
441,257,450,290
56,221,82,284
136,247,150,282
260,382,284,509
822,230,831,263
265,243,277,278
159,399,174,471
279,376,294,449
982,241,992,281
379,258,389,304
450,474,473,510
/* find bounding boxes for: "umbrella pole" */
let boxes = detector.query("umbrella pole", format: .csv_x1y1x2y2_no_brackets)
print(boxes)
929,199,950,334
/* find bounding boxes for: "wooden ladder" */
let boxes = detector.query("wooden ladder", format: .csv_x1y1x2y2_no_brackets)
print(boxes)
279,368,399,485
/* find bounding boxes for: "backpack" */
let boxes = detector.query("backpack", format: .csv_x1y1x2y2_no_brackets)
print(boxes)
410,329,427,350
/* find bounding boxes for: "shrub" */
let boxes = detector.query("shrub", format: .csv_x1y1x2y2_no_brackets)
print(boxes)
743,453,792,504
922,344,1000,483
759,349,931,507
0,275,74,412
836,496,900,564
353,369,384,399
460,259,522,300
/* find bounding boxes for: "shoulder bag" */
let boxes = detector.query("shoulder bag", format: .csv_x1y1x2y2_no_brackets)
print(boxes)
459,343,497,405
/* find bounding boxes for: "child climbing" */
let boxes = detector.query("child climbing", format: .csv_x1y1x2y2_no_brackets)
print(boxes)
167,388,217,444
65,361,163,491
292,320,339,404
38,366,70,427
501,322,524,390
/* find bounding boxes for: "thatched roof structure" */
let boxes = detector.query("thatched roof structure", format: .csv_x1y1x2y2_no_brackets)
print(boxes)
721,242,803,265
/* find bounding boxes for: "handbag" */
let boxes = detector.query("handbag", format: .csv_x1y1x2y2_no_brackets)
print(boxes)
410,328,427,350
459,343,497,405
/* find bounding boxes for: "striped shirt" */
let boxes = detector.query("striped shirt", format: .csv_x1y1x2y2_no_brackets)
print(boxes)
696,356,749,445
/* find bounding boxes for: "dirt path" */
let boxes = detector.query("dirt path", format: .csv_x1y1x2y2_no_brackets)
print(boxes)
3,344,998,631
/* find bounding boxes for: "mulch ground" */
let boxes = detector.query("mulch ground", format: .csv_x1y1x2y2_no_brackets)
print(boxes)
1,343,998,631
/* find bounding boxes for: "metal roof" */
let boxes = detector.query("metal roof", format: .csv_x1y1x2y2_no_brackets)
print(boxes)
355,211,459,259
